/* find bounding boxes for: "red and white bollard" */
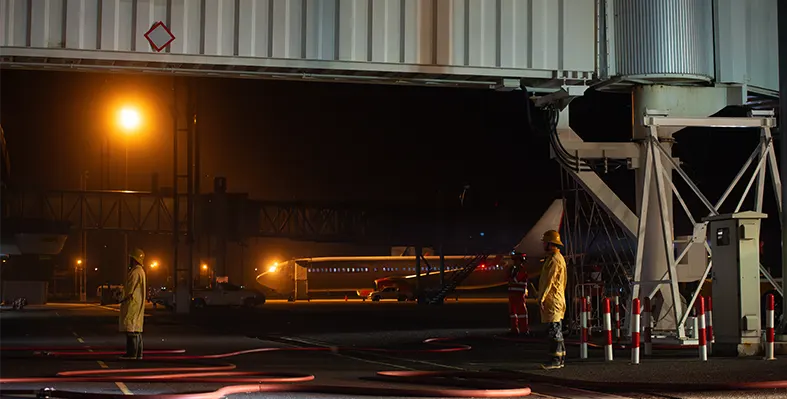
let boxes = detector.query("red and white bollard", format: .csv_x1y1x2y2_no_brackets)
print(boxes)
697,295,708,361
603,297,614,361
707,296,714,355
580,297,589,359
631,298,641,364
643,296,652,356
766,293,776,360
614,296,621,341
586,296,592,337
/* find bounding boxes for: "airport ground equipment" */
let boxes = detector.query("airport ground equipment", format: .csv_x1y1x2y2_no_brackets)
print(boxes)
704,212,767,356
548,100,781,345
427,254,488,304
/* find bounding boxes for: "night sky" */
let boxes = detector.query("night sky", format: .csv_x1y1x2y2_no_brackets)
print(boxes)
1,69,782,286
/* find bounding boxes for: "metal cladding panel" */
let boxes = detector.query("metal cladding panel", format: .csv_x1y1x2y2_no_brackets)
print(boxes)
612,0,714,82
0,0,596,81
714,0,778,92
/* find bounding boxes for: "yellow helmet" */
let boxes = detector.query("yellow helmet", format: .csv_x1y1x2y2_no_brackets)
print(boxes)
541,230,564,247
129,248,145,265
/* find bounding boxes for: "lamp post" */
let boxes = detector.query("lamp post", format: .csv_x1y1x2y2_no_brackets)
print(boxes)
115,106,141,286
107,78,197,314
79,170,88,303
75,259,83,301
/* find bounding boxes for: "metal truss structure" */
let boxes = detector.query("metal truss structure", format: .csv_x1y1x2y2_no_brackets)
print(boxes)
560,167,637,335
631,110,782,340
253,200,374,243
3,190,184,234
552,104,783,341
2,190,405,244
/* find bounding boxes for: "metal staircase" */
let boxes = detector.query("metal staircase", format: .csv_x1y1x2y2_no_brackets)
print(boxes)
426,254,488,304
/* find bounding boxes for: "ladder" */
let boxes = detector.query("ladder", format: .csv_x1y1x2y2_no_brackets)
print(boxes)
427,254,488,304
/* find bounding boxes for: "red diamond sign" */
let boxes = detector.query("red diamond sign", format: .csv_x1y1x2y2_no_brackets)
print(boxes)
144,21,175,52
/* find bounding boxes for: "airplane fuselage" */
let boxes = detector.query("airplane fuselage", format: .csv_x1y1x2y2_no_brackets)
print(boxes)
256,199,566,299
255,255,548,298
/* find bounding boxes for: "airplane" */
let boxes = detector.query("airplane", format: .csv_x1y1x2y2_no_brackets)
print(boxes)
255,199,566,300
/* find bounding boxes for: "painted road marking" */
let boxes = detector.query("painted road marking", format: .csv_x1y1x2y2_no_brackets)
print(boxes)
73,331,132,395
115,382,134,395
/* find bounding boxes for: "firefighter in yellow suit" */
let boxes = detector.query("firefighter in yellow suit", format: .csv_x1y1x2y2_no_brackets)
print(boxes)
119,248,147,360
537,230,567,370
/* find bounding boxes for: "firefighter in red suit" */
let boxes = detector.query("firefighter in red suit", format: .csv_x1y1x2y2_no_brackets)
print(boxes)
508,252,530,335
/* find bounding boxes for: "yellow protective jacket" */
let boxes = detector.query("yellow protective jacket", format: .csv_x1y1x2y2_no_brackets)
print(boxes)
537,251,567,323
119,264,146,332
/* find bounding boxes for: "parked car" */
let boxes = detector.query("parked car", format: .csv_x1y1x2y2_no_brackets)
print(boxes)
150,282,265,309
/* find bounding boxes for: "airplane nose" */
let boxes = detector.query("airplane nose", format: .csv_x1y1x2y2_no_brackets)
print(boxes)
255,265,292,297
255,271,280,295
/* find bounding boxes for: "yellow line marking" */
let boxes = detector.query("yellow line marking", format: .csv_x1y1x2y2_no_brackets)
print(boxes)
73,329,132,395
115,382,133,395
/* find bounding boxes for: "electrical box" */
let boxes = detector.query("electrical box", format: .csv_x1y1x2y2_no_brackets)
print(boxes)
702,211,766,356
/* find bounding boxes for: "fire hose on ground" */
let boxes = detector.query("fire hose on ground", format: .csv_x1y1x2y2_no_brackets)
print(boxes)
2,335,787,398
0,338,530,398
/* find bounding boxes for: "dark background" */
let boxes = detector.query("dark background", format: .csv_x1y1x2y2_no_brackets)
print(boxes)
0,70,780,287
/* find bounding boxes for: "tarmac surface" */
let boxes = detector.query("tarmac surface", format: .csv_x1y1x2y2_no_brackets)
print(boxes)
1,299,786,399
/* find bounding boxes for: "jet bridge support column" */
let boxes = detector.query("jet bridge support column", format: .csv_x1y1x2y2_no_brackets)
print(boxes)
632,88,678,335
629,85,748,336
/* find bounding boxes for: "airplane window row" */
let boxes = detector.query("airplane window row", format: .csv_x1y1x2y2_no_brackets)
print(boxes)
305,265,505,273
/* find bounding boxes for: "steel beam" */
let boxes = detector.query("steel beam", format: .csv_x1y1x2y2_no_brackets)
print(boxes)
644,115,776,128
1,189,428,244
551,117,639,238
253,201,373,243
2,190,185,234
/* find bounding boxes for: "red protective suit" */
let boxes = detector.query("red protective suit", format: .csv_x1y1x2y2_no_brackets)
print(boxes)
508,268,529,334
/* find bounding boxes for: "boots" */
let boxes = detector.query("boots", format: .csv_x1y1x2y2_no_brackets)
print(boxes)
119,333,143,360
135,333,143,359
540,339,566,370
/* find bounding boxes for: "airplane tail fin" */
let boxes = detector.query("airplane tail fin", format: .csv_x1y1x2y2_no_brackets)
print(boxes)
512,199,565,257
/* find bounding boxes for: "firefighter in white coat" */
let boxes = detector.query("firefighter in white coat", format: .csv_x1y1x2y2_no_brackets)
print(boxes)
119,248,147,360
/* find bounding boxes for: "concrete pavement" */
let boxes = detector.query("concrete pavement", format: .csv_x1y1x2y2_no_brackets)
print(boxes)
1,301,785,398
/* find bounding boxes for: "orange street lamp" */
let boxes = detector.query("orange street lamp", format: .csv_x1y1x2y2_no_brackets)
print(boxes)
117,106,142,190
118,107,141,132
